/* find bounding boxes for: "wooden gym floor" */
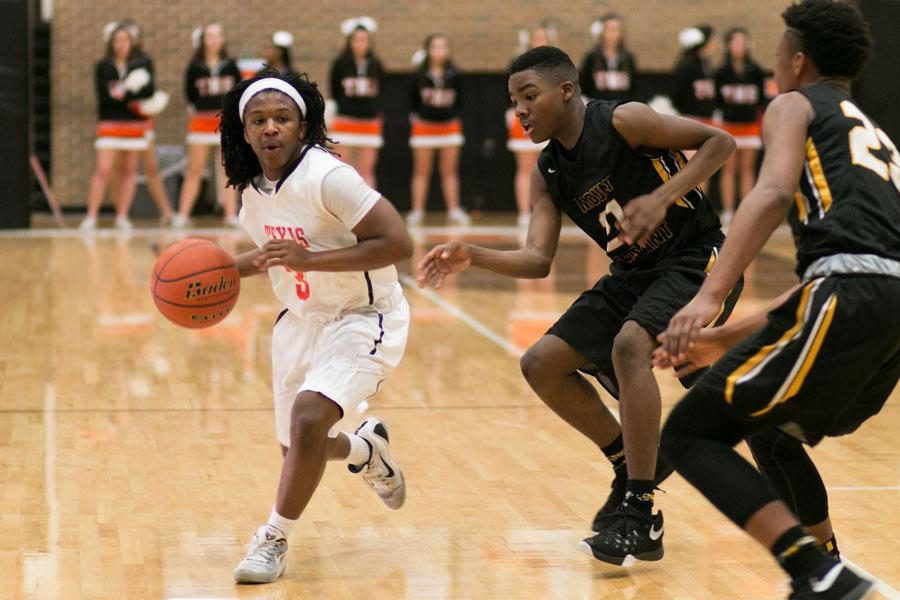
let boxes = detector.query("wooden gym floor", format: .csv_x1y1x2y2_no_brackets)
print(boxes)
0,220,897,599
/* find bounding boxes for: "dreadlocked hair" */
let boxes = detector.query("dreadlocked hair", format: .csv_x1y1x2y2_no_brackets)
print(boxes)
782,0,872,80
220,68,336,192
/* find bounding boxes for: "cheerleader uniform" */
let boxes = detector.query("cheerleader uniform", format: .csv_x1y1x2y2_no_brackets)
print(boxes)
94,56,155,150
184,58,240,145
409,67,464,148
672,54,716,124
329,53,384,148
714,60,766,149
579,49,637,102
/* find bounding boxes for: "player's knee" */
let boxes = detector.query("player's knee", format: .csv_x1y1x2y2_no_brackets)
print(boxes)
748,429,802,469
611,322,654,373
520,343,553,388
289,395,336,447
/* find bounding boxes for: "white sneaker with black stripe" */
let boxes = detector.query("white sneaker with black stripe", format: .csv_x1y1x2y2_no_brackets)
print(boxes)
349,417,406,509
233,525,288,584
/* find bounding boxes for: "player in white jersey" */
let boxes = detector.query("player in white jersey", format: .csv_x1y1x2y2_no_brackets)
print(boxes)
219,69,413,584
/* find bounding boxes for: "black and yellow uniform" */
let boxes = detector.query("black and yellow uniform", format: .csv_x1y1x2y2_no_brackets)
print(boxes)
579,49,637,102
677,84,900,448
539,100,740,397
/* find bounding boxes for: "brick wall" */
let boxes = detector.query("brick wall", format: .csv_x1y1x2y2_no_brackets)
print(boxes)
51,0,787,206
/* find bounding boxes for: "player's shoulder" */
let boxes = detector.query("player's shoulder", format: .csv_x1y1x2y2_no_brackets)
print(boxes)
764,90,814,124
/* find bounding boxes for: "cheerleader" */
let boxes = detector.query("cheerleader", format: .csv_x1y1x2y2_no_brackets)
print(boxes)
579,13,637,102
173,22,241,228
113,19,174,225
329,17,384,188
407,34,469,226
80,23,155,231
261,30,297,77
714,28,765,223
671,25,718,125
507,23,555,228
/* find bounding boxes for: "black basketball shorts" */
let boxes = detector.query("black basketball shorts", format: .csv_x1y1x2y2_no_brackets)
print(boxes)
547,242,742,398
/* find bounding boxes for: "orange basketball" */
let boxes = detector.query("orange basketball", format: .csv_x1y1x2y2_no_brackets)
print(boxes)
150,238,240,329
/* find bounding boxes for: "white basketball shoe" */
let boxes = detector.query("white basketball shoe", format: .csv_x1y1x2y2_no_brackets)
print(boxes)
349,417,407,510
233,525,288,584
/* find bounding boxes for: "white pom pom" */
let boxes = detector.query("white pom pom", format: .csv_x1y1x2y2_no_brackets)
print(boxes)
272,30,293,48
123,68,151,93
679,27,705,50
411,48,426,66
131,90,170,117
517,29,529,52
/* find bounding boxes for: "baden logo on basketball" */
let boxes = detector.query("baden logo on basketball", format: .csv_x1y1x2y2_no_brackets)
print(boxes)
184,275,238,301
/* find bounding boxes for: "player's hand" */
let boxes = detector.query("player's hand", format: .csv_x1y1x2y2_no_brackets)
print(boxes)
416,242,472,289
617,193,667,247
254,239,315,272
653,328,728,377
660,293,723,362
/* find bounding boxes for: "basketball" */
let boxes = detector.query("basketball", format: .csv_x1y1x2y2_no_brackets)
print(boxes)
150,238,240,329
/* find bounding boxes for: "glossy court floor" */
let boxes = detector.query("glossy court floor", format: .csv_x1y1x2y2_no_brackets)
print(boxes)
0,219,897,600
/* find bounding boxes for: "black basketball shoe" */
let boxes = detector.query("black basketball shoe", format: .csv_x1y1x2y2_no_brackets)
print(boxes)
788,564,874,600
591,453,675,532
580,503,664,566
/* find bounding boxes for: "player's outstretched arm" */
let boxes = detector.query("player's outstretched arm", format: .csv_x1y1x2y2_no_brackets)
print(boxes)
662,92,813,361
416,166,562,288
613,102,736,245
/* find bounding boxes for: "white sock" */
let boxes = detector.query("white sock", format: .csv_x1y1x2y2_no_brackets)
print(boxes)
267,508,297,538
346,433,372,468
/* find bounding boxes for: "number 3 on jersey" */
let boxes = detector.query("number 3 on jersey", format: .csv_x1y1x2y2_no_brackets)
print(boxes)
286,268,310,301
841,100,900,193
599,199,625,253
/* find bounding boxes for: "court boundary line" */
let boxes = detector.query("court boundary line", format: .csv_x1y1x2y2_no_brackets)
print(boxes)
400,273,900,597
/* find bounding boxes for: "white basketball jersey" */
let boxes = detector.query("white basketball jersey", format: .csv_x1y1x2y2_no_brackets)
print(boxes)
240,146,401,321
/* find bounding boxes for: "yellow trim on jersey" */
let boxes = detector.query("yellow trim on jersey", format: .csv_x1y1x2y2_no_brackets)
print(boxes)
750,294,838,417
651,156,692,209
793,192,809,224
805,138,833,213
702,249,729,328
725,281,817,404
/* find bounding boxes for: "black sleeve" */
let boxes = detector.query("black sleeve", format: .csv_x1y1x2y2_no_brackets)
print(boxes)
626,51,637,95
713,67,725,110
329,57,342,101
453,71,463,112
223,59,241,85
409,73,421,115
95,61,117,114
755,64,767,110
671,62,690,112
579,52,594,98
185,62,198,107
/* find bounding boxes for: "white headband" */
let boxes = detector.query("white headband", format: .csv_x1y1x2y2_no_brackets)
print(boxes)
239,78,307,123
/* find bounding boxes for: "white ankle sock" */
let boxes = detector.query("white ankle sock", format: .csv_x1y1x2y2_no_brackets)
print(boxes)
346,433,372,468
267,508,297,537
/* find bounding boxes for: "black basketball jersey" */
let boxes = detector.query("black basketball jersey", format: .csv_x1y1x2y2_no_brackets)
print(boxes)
538,100,722,270
792,84,900,274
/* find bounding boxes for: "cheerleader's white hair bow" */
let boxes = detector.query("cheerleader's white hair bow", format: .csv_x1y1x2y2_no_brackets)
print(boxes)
272,31,294,48
191,26,203,49
590,19,604,42
679,27,705,50
341,16,378,37
102,22,118,43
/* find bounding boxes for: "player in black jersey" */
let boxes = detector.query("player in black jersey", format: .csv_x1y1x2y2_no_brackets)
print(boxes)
417,46,740,566
652,2,898,598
